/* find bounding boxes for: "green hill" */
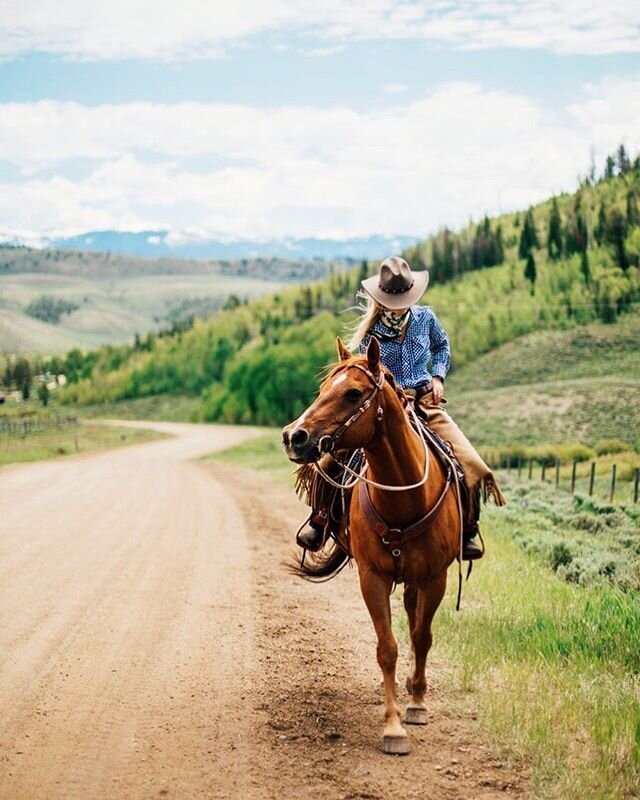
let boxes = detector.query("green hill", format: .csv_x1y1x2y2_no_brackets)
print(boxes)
10,152,639,439
446,311,640,452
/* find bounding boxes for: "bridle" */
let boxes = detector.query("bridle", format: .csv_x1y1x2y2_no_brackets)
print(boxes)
314,362,431,493
317,362,385,457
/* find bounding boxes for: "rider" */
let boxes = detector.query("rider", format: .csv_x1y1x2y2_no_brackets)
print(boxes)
296,256,506,560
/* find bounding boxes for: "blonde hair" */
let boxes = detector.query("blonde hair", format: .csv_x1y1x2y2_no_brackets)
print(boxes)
347,291,384,351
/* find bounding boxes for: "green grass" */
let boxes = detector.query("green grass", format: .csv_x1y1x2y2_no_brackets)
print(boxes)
74,393,202,423
428,515,640,800
211,431,640,799
205,429,295,485
447,312,640,393
0,420,167,466
449,378,640,452
446,310,640,452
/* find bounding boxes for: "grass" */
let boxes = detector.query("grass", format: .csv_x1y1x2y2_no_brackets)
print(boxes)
74,393,202,423
211,431,640,800
205,429,295,484
448,312,640,393
427,513,640,800
446,311,640,453
0,419,167,466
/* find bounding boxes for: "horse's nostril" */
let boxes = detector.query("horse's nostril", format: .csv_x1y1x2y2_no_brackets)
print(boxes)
291,429,309,448
282,431,290,448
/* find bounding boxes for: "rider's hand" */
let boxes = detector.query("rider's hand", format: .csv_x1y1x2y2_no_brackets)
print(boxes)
431,376,444,404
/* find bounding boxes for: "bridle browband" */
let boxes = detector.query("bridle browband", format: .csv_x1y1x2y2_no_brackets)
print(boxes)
317,362,385,456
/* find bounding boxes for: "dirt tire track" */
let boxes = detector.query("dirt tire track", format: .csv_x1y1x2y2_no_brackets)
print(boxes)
0,423,527,799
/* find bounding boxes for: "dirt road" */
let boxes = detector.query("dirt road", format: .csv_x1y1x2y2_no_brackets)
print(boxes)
0,422,527,799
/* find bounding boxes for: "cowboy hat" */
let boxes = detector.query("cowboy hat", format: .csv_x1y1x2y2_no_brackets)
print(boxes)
361,256,429,310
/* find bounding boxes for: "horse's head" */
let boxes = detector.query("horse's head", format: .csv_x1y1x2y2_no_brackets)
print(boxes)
282,337,385,463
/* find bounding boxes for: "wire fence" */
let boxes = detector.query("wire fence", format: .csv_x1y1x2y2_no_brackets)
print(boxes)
0,415,79,437
496,455,640,504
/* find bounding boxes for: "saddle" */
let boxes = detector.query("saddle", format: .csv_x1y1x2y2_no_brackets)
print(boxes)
295,411,467,554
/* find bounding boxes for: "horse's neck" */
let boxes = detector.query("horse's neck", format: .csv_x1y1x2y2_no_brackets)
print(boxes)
365,392,443,523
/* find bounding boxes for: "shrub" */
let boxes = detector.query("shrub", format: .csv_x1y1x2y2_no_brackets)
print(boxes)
594,438,633,455
550,541,573,570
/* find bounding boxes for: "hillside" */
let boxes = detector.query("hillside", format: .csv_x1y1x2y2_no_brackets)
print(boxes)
446,310,640,452
0,247,353,353
10,157,639,434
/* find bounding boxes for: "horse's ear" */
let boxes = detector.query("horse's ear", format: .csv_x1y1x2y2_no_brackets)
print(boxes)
336,337,351,361
366,335,381,374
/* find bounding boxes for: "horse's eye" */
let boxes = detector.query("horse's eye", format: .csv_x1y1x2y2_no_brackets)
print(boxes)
345,388,363,403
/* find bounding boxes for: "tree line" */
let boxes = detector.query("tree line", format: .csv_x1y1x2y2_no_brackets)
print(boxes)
34,149,640,425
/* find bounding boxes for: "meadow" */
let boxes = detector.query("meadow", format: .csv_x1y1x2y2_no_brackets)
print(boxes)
0,271,287,353
0,409,167,466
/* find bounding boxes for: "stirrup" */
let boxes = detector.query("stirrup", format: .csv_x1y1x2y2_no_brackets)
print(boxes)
295,510,328,552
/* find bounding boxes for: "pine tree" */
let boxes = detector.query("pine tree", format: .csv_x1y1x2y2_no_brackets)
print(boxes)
617,144,631,176
495,224,505,264
567,192,589,255
524,252,536,294
518,208,539,259
605,209,629,270
594,203,607,245
604,155,616,180
547,197,563,259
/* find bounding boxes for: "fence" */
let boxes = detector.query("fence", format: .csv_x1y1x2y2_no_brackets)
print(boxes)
498,455,639,504
0,415,78,437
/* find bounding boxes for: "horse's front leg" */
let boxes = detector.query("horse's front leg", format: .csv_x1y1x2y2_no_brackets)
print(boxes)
359,568,409,755
405,571,447,725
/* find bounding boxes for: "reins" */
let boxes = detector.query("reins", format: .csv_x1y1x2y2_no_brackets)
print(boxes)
313,364,431,493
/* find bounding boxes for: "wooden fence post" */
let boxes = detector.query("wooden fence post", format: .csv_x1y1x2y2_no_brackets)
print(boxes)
570,460,577,494
517,456,522,478
528,458,533,480
555,458,560,488
589,462,596,496
609,464,617,503
541,461,547,482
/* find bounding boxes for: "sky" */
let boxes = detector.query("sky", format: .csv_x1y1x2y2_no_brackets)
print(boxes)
0,0,639,245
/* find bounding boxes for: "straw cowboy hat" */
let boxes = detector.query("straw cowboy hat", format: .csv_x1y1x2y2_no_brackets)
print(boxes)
361,256,430,310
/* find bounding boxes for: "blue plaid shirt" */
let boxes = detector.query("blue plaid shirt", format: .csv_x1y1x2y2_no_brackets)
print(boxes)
360,305,450,389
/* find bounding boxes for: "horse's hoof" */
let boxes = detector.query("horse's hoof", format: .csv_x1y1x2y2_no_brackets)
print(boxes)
404,705,428,725
382,734,410,755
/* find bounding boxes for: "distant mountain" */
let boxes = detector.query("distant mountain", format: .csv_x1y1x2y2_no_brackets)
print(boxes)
1,230,420,261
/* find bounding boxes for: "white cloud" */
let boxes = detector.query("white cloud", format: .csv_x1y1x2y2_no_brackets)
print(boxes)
0,76,638,240
0,0,639,60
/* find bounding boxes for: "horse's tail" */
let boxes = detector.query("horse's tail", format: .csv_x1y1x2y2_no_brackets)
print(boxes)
287,539,351,583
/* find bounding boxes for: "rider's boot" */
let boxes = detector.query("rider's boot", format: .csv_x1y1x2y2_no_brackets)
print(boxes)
296,509,328,551
462,526,484,560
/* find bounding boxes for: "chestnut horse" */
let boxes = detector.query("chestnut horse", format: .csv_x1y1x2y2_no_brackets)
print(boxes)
282,337,462,755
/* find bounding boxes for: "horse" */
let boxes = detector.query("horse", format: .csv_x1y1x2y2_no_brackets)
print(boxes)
281,336,463,755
